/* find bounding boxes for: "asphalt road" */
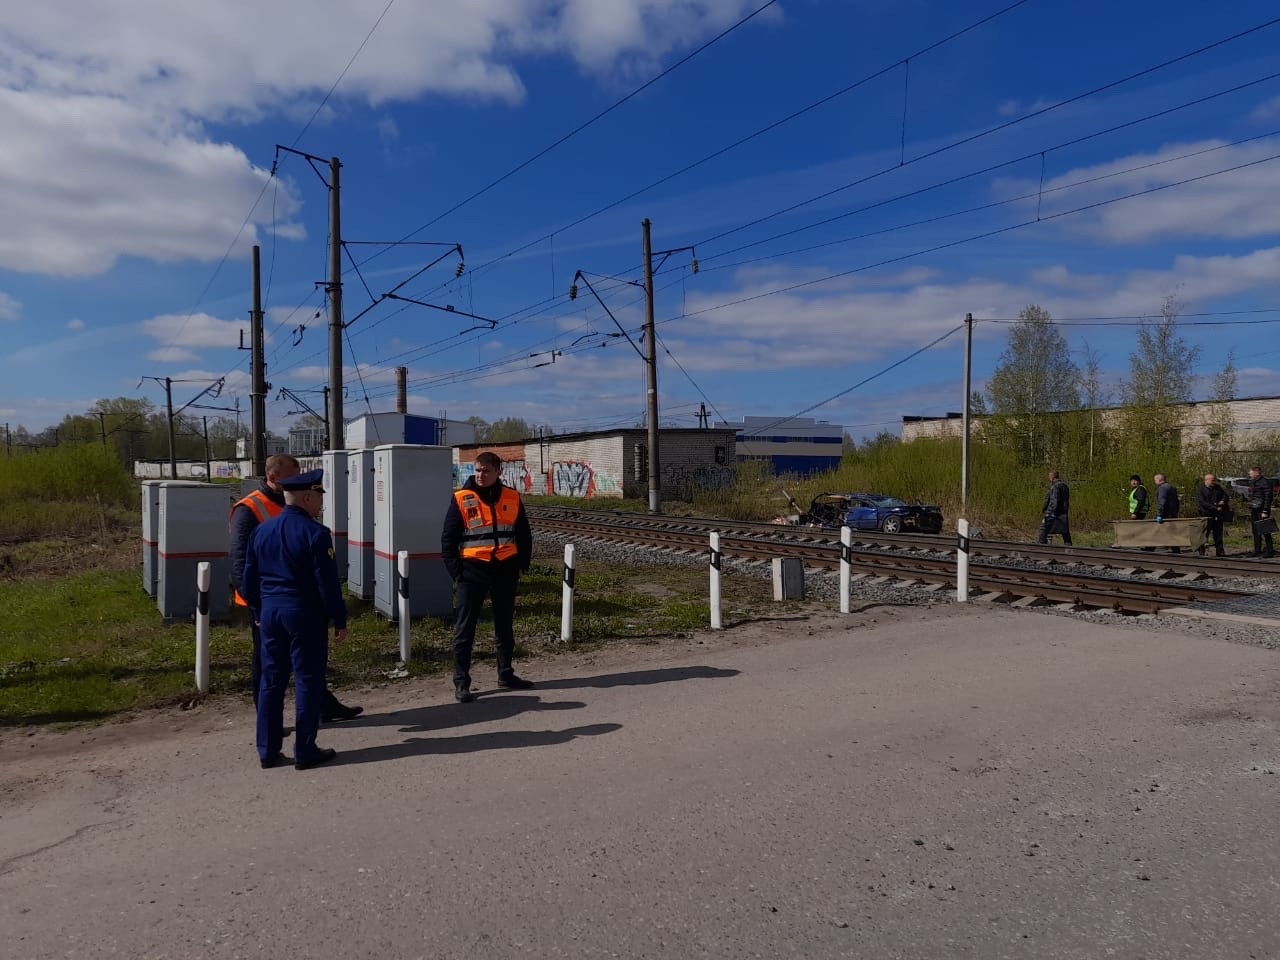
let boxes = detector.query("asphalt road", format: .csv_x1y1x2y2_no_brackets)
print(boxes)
2,604,1278,959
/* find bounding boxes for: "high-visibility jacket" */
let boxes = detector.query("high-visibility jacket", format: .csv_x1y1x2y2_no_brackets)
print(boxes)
231,489,284,606
454,486,521,562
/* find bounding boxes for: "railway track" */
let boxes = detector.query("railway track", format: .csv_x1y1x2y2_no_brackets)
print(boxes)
527,508,1259,615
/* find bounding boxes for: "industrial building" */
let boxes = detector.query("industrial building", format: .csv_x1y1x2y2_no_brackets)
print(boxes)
454,427,737,500
901,394,1280,456
714,416,844,476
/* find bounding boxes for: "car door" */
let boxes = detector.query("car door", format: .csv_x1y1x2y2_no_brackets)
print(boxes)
847,497,878,530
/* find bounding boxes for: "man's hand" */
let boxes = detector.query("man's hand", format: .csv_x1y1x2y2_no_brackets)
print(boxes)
334,627,349,643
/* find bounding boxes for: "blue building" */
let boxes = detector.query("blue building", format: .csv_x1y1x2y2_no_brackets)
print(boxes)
716,416,844,476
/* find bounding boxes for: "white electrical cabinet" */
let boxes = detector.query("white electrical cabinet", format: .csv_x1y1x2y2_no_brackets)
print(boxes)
141,480,162,597
372,444,453,619
156,481,232,622
321,450,350,582
347,449,375,599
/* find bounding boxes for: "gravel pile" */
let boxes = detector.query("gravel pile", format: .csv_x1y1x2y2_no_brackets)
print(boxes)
535,531,1280,652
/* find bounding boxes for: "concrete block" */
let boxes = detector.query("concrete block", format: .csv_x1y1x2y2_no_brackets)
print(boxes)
772,557,805,601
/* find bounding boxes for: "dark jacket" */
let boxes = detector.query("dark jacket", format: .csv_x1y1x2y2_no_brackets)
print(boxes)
242,505,347,629
1155,482,1180,520
1247,475,1274,514
1196,482,1228,518
1042,479,1070,518
441,478,533,584
230,483,285,595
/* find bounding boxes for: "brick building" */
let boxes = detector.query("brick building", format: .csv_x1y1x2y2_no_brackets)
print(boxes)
453,428,737,500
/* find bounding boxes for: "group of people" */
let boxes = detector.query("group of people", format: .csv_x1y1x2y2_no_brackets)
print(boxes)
229,450,534,770
1038,466,1275,558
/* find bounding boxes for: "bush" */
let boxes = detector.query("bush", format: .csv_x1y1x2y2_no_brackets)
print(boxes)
0,446,134,541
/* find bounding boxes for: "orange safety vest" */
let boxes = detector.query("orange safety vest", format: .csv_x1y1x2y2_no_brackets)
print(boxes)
231,489,284,606
455,486,521,563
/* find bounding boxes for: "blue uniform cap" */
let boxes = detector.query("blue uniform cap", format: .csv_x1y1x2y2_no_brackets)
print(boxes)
279,468,324,492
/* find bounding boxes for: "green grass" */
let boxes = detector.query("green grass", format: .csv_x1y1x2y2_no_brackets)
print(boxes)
0,446,134,542
0,554,773,727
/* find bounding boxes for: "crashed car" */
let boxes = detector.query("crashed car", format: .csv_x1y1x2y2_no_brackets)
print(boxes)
800,492,944,534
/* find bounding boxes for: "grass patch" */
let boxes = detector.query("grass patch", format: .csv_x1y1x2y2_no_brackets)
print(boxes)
0,551,774,727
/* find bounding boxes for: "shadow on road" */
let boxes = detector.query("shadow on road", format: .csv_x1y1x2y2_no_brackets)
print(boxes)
338,694,585,734
533,665,740,690
333,722,622,764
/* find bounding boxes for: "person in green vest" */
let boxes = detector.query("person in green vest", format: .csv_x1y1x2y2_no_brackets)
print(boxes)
1128,474,1149,519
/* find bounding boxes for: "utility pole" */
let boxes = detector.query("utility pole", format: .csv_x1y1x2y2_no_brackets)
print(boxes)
165,376,177,479
962,312,973,511
323,386,331,450
95,411,107,447
642,218,660,515
251,245,267,476
327,156,344,451
202,416,212,480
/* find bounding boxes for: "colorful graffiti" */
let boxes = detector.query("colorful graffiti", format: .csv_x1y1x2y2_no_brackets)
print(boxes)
456,458,532,492
552,460,595,498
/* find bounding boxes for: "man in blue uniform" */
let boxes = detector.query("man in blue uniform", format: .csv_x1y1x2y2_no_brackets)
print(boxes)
242,469,348,770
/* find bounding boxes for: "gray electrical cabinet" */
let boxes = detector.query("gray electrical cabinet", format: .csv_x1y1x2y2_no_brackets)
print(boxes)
156,481,232,622
322,450,350,582
372,444,453,620
347,449,375,599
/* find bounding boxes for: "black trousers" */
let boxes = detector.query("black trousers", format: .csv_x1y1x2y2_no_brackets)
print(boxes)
251,619,344,713
1200,516,1225,556
1251,509,1275,555
452,577,518,687
1037,514,1072,546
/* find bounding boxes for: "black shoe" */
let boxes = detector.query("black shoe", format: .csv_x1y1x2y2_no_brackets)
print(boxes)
295,748,337,771
497,672,534,690
259,752,290,769
321,703,363,723
454,685,475,703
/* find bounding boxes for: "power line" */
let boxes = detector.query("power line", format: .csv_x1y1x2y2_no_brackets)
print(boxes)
355,0,783,271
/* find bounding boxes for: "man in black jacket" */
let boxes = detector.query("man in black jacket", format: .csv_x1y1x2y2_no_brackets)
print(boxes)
1246,465,1274,558
1195,473,1229,558
1037,471,1071,545
441,451,535,702
1154,473,1182,554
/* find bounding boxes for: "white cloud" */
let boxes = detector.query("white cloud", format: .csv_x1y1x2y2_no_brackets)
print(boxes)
66,317,85,330
994,138,1280,244
147,346,200,364
1249,95,1280,124
0,291,19,321
141,311,246,348
0,0,771,277
996,97,1055,118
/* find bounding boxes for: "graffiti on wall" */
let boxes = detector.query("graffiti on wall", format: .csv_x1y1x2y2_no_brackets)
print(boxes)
661,464,735,500
550,461,622,498
455,458,533,492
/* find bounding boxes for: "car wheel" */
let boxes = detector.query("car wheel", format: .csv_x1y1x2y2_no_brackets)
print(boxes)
882,516,902,534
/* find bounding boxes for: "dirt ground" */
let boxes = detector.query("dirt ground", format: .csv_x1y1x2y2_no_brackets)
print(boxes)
3,601,1279,960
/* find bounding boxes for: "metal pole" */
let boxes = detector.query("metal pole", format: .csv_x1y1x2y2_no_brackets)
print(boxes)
839,525,852,614
397,550,411,663
642,218,661,514
165,377,177,479
202,416,212,480
709,531,722,629
560,543,575,642
251,245,267,477
327,156,344,451
195,561,211,692
97,412,107,447
962,312,973,512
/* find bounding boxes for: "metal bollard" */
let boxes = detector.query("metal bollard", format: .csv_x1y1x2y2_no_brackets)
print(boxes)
195,561,211,693
709,531,722,630
956,518,970,603
397,550,411,664
561,543,575,642
840,525,852,614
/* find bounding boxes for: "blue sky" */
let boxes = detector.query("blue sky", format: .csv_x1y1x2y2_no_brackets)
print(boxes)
3,0,1280,441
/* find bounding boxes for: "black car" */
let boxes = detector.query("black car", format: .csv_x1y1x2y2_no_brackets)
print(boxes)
801,492,944,534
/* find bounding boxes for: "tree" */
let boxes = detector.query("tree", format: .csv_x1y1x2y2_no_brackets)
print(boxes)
1119,294,1201,455
1202,349,1238,461
465,415,489,442
983,304,1080,464
486,417,534,442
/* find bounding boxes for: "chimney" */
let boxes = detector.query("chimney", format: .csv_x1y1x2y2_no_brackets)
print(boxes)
396,366,408,414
